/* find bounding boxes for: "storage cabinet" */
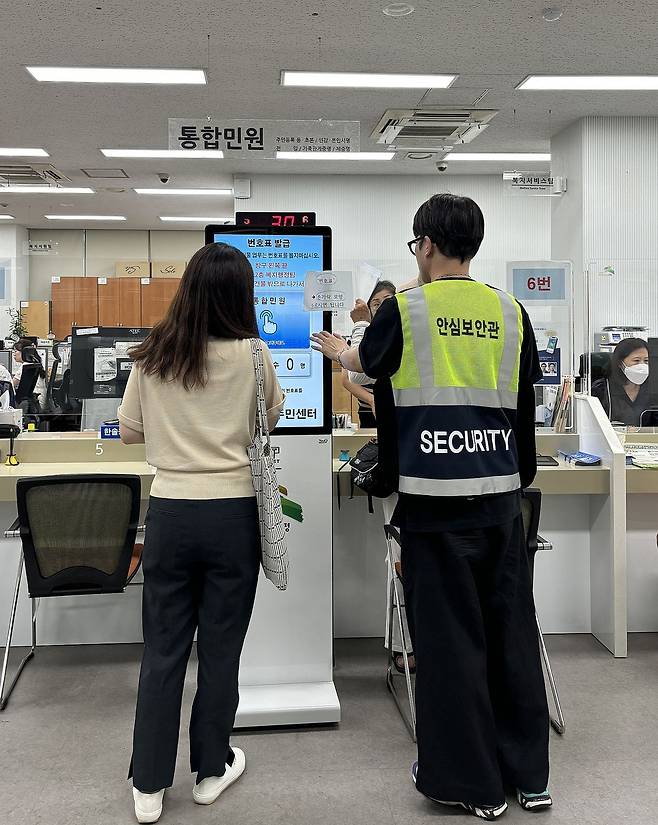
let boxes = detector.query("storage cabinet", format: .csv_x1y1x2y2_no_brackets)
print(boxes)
119,278,142,327
52,275,178,339
51,276,99,339
74,278,98,328
51,277,77,340
97,277,142,327
141,278,179,327
97,278,120,326
20,301,51,338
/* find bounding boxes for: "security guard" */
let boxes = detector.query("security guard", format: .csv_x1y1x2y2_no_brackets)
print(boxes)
312,194,551,820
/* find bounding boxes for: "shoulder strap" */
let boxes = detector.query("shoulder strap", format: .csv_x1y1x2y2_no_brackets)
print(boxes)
250,338,271,449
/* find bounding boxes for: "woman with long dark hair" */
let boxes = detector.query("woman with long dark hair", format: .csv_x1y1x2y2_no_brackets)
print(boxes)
592,337,650,425
119,243,284,823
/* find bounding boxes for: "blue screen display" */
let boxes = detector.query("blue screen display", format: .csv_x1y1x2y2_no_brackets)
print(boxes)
214,233,326,429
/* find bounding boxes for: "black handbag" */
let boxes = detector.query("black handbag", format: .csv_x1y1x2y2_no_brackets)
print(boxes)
349,438,397,512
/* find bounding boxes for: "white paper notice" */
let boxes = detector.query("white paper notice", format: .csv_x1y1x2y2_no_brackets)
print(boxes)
303,271,354,311
94,347,117,382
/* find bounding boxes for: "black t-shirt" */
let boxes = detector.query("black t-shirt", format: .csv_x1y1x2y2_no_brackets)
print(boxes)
591,377,651,426
360,280,542,532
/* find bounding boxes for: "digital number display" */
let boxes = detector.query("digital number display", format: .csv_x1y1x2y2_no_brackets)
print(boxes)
235,212,316,228
213,231,327,431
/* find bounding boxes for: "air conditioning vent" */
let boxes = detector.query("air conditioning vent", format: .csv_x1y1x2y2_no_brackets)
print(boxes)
371,107,497,151
0,163,72,185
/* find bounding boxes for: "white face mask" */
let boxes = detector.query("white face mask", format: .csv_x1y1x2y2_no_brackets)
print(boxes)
623,362,649,385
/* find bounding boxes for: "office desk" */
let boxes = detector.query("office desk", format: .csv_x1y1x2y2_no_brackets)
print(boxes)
331,427,622,656
334,456,610,496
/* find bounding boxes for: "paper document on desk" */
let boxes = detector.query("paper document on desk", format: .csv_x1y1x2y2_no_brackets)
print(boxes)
624,443,658,469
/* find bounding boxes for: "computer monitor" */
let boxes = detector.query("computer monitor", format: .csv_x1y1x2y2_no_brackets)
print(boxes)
205,225,332,435
70,327,151,400
0,350,12,373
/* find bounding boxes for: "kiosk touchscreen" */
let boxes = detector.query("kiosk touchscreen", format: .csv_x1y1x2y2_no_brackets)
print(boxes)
205,225,332,435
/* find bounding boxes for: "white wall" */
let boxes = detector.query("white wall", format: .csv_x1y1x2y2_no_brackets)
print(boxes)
247,174,552,291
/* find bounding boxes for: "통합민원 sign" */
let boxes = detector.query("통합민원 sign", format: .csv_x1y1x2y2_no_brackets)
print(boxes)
168,119,360,159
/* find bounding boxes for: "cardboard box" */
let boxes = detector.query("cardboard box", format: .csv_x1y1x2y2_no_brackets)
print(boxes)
151,260,186,279
116,261,150,279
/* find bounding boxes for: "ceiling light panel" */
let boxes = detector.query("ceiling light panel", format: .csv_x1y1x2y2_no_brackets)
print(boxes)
0,215,15,220
444,153,551,161
0,148,49,157
276,151,395,160
0,186,94,193
26,67,206,84
281,71,456,88
102,149,224,158
45,215,126,221
134,188,233,195
518,75,658,90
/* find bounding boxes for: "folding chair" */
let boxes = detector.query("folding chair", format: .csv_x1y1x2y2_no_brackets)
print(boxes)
384,523,416,741
521,488,566,735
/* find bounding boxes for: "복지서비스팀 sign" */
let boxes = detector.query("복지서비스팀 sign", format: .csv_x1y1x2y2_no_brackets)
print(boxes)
168,118,360,159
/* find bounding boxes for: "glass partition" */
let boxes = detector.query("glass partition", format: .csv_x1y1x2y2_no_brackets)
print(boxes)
585,258,658,437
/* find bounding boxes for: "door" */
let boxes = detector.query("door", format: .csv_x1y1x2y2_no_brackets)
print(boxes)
141,278,180,327
51,277,77,340
119,278,142,327
74,277,98,328
97,278,121,326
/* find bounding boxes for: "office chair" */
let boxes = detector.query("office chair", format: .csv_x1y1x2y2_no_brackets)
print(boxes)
43,343,62,413
0,474,145,710
14,363,39,407
521,488,566,735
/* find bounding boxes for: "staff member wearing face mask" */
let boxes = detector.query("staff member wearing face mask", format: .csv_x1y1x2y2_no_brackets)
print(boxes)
592,338,650,426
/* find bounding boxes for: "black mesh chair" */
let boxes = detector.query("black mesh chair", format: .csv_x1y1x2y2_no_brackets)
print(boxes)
0,474,144,710
521,488,566,735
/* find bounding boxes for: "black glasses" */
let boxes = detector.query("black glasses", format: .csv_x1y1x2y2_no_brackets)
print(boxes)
407,237,423,255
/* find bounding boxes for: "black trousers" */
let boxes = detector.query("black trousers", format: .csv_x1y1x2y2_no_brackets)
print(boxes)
401,515,550,807
129,496,261,793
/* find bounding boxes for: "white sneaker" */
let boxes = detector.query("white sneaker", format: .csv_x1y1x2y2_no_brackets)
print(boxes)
132,787,165,824
192,747,246,805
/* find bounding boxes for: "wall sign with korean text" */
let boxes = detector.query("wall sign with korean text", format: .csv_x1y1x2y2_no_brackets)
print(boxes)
168,119,360,159
507,260,572,387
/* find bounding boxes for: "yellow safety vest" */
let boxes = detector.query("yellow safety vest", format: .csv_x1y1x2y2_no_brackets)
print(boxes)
391,279,523,497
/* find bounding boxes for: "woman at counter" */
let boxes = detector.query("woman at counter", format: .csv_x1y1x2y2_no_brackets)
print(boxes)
342,280,397,427
592,338,650,426
118,243,284,823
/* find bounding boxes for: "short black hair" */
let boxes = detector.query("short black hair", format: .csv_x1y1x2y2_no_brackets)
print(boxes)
413,193,485,263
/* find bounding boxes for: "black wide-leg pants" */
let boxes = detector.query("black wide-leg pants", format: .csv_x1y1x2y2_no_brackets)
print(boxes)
129,496,261,793
401,515,550,807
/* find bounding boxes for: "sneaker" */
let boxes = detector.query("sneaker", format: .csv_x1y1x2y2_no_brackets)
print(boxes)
132,787,164,824
192,747,246,806
517,788,553,811
411,762,508,821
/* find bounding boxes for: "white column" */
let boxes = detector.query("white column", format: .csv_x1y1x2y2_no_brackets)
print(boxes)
0,225,30,338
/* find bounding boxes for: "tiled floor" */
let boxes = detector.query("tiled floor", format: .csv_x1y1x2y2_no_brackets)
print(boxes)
1,635,655,824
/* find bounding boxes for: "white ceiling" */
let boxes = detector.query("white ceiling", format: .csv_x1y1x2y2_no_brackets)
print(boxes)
2,0,658,227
